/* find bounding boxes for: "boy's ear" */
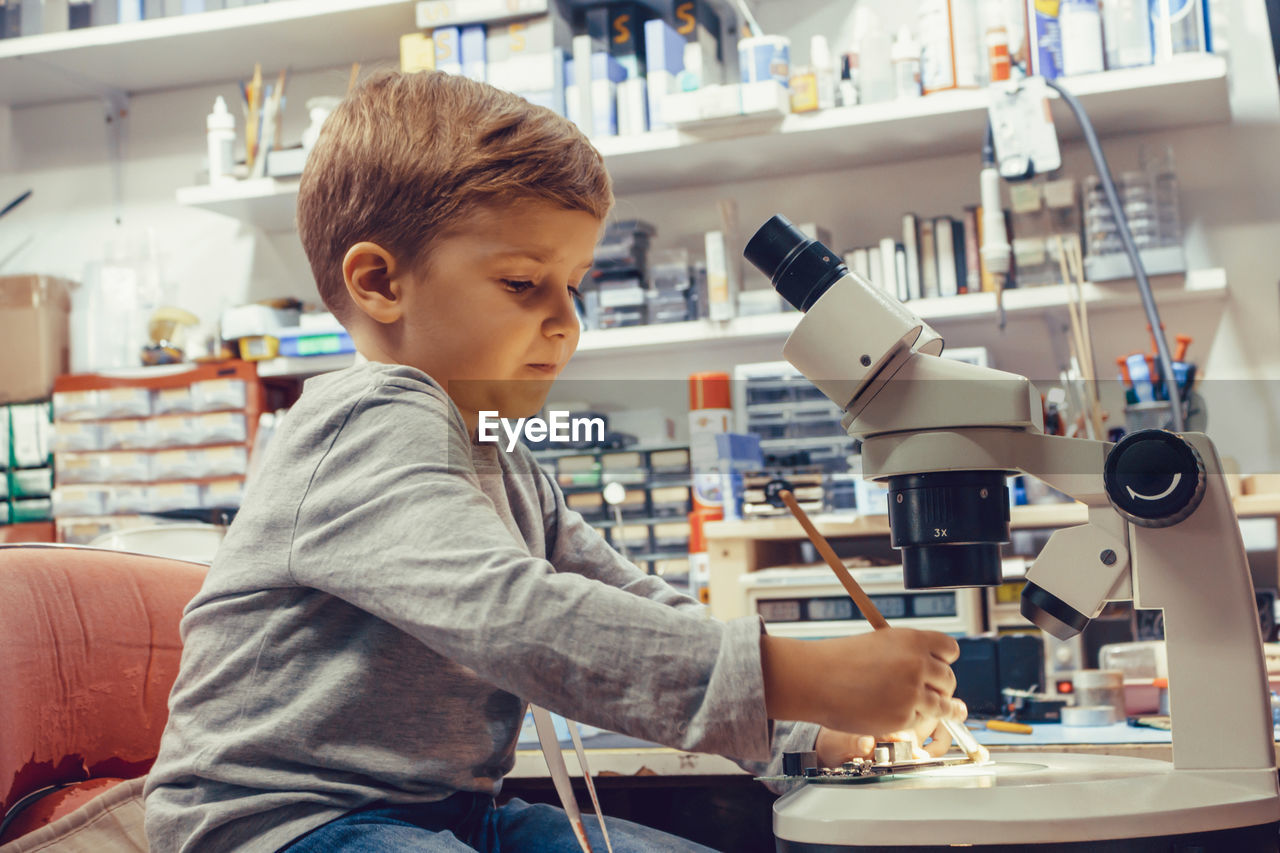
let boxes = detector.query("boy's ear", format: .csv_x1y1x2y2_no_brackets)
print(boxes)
342,242,406,325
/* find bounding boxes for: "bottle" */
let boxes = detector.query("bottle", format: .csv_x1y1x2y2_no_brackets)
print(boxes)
1141,143,1182,247
1150,0,1204,61
1059,0,1105,75
838,53,859,106
689,372,733,515
810,34,837,110
891,27,921,99
789,65,819,112
857,9,895,104
1101,0,1153,68
206,95,236,185
983,0,1011,81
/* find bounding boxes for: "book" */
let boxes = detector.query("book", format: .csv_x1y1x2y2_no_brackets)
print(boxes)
961,205,981,294
901,213,922,300
68,0,90,28
848,247,870,282
91,0,116,26
919,218,939,298
867,245,883,292
17,0,41,35
935,216,959,297
895,244,909,302
43,0,71,32
879,236,898,298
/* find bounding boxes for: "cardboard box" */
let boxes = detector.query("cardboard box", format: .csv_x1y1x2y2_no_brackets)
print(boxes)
0,276,72,405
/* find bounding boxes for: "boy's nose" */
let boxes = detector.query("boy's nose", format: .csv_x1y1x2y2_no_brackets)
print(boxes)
541,287,580,337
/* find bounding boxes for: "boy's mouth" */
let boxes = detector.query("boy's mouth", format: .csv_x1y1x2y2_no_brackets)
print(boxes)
525,363,559,375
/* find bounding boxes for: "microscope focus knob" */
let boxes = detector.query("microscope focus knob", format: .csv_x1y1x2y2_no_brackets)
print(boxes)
1103,429,1206,528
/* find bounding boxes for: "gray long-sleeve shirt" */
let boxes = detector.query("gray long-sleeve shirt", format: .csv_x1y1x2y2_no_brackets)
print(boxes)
143,362,817,853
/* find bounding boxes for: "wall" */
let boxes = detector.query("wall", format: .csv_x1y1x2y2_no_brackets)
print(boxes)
1,0,1277,468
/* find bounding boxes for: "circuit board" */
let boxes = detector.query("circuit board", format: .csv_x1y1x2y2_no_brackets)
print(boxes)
761,742,990,785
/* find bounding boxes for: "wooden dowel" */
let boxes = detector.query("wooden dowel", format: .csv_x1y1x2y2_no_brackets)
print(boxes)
777,490,888,630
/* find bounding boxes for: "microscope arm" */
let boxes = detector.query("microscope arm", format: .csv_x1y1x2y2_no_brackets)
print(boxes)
865,423,1273,772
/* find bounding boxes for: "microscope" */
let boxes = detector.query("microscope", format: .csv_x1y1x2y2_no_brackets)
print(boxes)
744,215,1280,851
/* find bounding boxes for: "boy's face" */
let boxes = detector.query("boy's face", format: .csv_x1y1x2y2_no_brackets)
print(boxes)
397,200,602,424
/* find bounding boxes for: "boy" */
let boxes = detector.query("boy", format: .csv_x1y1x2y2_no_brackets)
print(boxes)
144,71,965,852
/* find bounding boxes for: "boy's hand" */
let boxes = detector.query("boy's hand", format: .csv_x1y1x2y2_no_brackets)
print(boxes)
762,627,961,736
814,698,969,766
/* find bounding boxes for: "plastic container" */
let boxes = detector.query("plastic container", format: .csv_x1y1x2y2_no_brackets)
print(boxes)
1150,0,1204,61
811,35,837,109
1101,0,1153,69
891,27,921,99
206,95,236,185
90,522,225,564
1059,0,1105,75
983,1,1011,82
689,372,732,513
1072,669,1126,710
1141,143,1183,247
857,9,895,104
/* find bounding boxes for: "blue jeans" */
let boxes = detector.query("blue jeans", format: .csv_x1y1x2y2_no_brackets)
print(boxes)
279,791,720,852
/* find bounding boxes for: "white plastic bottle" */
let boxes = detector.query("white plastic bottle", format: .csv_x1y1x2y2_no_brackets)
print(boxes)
982,0,1011,81
810,34,837,110
1059,0,1105,75
891,27,921,99
858,9,895,104
206,95,236,185
1101,0,1153,68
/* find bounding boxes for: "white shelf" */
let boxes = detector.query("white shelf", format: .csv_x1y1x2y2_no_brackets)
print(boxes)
249,268,1225,379
598,55,1231,193
175,55,1230,225
0,0,418,107
255,351,355,378
576,267,1226,355
175,177,300,230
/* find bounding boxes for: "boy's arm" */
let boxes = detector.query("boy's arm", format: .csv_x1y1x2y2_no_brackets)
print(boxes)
294,384,771,762
530,460,702,613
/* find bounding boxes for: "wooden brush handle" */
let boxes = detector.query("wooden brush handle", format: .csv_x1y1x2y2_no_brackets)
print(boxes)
777,489,889,630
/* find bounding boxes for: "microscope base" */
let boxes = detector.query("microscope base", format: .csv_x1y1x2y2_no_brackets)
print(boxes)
773,752,1280,851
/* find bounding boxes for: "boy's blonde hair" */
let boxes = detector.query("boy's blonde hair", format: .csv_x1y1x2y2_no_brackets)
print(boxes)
298,71,614,320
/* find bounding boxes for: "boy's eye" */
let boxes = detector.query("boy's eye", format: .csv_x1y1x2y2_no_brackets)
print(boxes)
502,279,535,293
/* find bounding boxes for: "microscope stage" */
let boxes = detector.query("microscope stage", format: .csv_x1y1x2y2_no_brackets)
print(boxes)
773,752,1280,848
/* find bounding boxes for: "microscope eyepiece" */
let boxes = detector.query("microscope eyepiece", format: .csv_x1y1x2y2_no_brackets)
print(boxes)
744,214,848,312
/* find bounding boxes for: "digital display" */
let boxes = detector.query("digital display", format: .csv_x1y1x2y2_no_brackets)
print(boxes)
807,597,855,621
911,593,957,617
758,599,803,622
870,595,907,619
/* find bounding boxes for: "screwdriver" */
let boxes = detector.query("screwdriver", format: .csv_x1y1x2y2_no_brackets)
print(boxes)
777,489,991,764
